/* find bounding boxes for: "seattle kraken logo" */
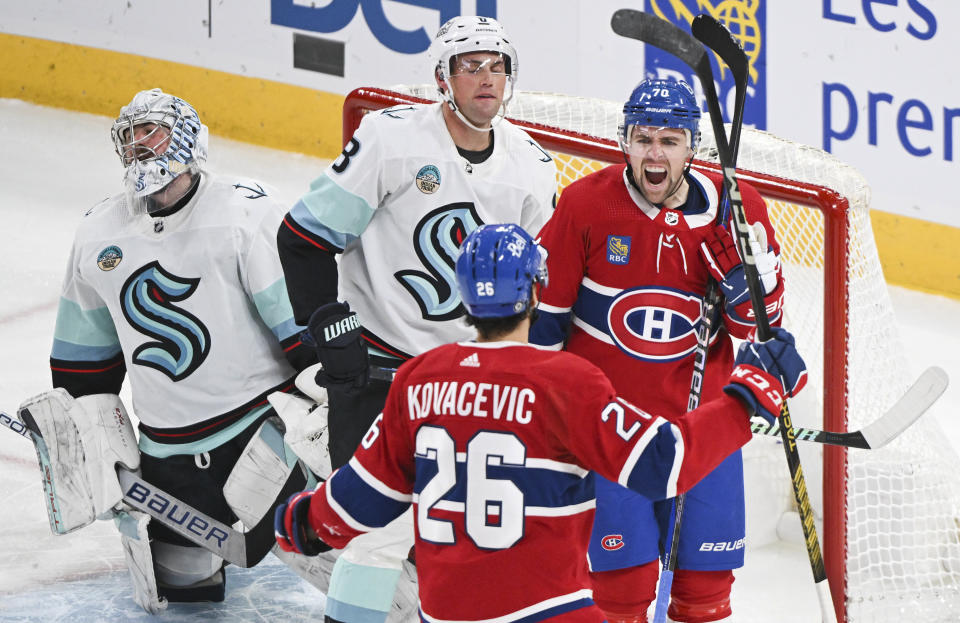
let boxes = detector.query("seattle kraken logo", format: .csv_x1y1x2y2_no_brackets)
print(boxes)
395,203,483,321
120,262,211,381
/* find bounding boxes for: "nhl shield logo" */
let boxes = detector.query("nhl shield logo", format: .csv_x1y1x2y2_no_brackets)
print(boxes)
415,164,441,194
97,245,123,271
664,210,680,226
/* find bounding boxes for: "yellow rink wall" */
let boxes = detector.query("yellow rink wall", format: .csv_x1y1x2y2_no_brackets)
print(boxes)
0,34,345,159
3,33,958,300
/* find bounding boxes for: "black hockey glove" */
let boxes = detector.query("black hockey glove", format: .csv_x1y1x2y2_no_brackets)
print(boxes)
307,301,370,394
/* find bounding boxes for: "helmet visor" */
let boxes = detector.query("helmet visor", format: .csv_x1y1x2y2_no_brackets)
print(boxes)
620,125,692,158
449,52,511,78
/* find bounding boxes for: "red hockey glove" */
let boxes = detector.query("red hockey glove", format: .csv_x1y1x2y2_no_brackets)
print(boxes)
723,327,807,424
274,490,331,556
699,224,782,331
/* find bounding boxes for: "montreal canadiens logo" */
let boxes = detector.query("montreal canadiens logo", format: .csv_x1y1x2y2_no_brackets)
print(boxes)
602,534,625,551
606,287,702,361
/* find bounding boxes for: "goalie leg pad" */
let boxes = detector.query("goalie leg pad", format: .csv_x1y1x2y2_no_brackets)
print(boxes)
272,544,341,592
72,393,140,517
326,509,416,622
225,416,315,528
115,509,167,615
153,541,224,587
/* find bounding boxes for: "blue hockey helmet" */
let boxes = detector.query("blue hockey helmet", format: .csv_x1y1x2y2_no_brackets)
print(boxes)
456,224,548,318
619,79,701,151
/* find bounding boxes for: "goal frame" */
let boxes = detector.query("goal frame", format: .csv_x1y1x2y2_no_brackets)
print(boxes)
342,86,853,620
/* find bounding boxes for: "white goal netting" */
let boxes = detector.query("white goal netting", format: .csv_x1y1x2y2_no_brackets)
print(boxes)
360,86,960,621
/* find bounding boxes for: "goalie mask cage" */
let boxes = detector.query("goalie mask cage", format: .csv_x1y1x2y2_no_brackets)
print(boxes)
342,87,960,622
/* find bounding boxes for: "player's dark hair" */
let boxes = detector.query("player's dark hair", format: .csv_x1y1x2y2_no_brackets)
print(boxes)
464,303,537,340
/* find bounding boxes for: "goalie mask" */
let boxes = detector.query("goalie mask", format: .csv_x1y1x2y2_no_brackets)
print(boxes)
111,88,208,215
456,224,548,318
429,15,518,132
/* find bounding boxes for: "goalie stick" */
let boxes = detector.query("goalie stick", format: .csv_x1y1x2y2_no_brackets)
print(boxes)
2,408,303,568
611,9,839,623
651,14,753,623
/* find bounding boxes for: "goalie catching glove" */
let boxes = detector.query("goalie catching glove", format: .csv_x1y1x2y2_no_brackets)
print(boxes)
699,223,784,333
306,301,370,394
724,327,807,424
274,489,331,556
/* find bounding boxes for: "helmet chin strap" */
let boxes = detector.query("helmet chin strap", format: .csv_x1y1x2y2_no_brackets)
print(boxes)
441,78,514,133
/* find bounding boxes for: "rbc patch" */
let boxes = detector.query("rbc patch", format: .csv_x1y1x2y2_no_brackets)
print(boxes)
606,235,631,265
601,534,625,551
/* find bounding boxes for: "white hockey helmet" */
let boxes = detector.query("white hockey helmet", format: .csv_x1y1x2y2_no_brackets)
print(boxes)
429,15,518,130
111,88,208,214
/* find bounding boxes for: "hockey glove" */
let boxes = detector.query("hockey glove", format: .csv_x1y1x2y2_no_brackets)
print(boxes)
723,327,808,424
699,224,782,328
306,301,370,394
274,490,331,556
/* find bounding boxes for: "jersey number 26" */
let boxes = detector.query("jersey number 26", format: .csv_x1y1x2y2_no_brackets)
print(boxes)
416,425,525,550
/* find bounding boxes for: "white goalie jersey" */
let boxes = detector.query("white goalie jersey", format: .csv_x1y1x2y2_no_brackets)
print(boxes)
285,102,557,359
51,175,306,443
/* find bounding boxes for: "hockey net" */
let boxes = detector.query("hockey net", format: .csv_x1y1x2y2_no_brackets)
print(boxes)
342,87,960,622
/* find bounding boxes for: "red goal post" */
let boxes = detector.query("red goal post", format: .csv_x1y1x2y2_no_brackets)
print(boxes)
341,86,960,623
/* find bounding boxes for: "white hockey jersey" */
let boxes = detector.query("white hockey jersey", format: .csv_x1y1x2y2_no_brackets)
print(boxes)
286,103,557,358
51,175,304,448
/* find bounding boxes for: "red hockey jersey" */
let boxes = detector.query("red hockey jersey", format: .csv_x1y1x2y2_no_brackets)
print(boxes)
532,165,782,416
306,341,753,622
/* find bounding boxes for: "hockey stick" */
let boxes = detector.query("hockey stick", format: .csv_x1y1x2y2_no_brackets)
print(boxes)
611,10,839,623
621,13,751,623
752,365,948,448
2,408,303,568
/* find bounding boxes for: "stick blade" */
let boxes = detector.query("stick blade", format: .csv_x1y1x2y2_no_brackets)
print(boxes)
610,8,707,68
861,366,949,449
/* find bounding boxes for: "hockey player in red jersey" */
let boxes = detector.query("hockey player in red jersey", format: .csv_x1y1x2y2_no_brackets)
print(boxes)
529,80,786,622
275,224,806,622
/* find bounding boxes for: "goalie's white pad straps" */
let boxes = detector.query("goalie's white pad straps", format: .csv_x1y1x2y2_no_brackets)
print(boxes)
269,389,332,479
115,509,167,615
18,389,96,535
224,417,302,527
